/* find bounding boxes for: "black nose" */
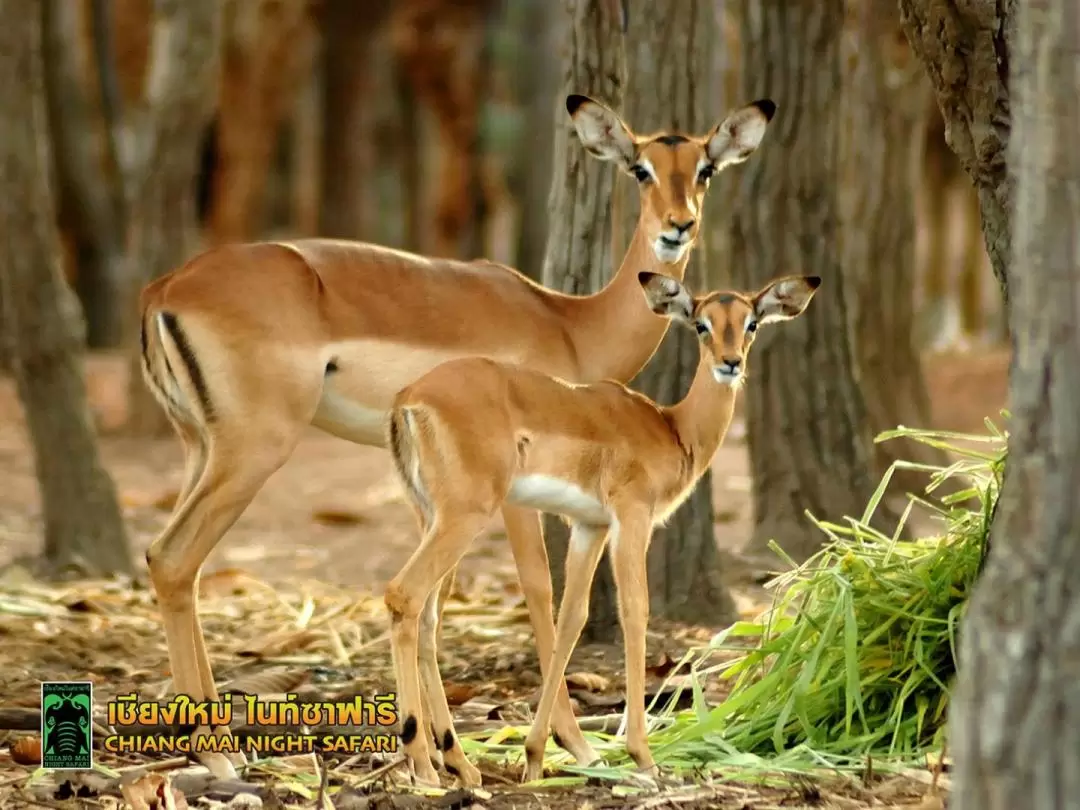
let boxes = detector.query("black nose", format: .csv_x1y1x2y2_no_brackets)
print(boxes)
671,218,695,234
721,357,741,370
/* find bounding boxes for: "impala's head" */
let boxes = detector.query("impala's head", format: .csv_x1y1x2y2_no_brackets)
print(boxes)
638,271,821,387
567,94,776,265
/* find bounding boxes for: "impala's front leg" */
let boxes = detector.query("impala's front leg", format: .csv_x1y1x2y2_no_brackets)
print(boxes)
608,509,656,775
523,522,609,782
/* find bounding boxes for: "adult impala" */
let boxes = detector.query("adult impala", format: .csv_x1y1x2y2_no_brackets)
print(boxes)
139,92,776,778
385,271,821,785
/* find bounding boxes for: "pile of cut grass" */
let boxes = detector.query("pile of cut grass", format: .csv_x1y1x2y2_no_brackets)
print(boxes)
465,423,1006,784
642,423,1006,770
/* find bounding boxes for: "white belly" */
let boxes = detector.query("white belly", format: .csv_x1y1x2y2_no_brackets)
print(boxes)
507,474,610,526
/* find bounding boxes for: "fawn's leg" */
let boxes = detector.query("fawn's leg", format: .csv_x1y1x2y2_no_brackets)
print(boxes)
503,506,600,765
417,575,482,786
386,513,490,787
608,509,656,774
522,522,609,783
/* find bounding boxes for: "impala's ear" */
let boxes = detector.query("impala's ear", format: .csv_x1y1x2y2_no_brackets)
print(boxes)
753,275,821,325
638,271,694,322
705,99,777,170
567,94,637,170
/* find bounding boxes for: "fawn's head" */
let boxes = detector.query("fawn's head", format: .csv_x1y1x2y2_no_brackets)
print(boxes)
638,272,821,387
566,94,776,265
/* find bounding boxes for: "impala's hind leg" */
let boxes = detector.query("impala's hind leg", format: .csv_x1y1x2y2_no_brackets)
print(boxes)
386,511,493,787
503,506,599,766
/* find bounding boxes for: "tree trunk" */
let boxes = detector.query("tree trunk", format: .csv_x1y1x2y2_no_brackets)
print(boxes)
949,1,1080,807
538,0,625,641
40,0,128,349
389,0,497,259
620,1,733,629
124,0,222,436
898,0,1015,314
206,0,312,244
511,0,558,281
728,0,884,564
0,0,133,577
317,0,394,239
840,1,959,502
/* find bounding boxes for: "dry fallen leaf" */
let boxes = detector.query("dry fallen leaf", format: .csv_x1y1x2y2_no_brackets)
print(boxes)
311,507,370,527
9,735,41,765
443,683,477,706
237,629,323,658
565,672,610,692
646,652,679,678
221,667,312,697
199,568,262,598
120,773,189,810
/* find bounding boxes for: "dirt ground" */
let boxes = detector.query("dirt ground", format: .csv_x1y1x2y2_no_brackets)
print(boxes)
0,346,1005,808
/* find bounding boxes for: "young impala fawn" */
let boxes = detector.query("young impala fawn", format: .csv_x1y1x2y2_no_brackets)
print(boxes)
384,270,821,785
139,91,776,778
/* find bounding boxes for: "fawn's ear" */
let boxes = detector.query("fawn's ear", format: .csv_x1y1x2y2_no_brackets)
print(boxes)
753,275,822,325
567,94,637,170
638,271,694,322
705,99,777,170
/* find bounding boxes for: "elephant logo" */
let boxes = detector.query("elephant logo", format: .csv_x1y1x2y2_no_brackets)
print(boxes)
41,682,93,769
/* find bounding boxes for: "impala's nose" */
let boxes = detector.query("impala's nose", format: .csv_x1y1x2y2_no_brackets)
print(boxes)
720,357,741,373
670,217,696,235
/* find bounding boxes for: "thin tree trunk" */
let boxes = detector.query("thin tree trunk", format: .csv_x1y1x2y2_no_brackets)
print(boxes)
511,0,558,281
124,0,223,436
206,0,312,244
841,1,958,501
728,0,886,564
621,0,733,629
0,0,133,577
898,0,1015,314
539,0,625,640
949,1,1080,806
318,0,394,239
40,0,128,348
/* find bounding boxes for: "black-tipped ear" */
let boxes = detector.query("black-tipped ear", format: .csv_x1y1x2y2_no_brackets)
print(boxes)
566,94,591,116
806,275,822,289
638,270,659,288
751,99,777,122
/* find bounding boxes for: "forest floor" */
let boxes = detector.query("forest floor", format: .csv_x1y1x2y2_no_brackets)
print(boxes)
0,346,1008,809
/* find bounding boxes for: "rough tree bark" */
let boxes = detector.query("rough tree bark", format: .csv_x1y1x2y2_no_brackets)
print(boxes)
0,0,133,577
511,0,558,281
620,1,734,628
949,1,1080,807
318,0,395,239
389,0,498,258
123,0,223,435
898,0,1015,313
840,1,958,501
728,0,884,564
206,0,312,244
41,0,128,348
538,0,625,641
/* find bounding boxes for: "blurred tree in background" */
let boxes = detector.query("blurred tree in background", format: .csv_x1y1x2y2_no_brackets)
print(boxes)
0,0,132,576
0,0,1010,593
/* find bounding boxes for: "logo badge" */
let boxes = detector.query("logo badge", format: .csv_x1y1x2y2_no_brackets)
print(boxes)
41,682,93,769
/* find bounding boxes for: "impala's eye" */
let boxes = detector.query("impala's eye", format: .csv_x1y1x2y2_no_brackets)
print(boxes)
697,165,716,183
695,321,710,336
631,165,652,183
746,320,758,333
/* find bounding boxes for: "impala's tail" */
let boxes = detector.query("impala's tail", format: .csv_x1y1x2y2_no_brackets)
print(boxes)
388,405,433,523
139,306,214,428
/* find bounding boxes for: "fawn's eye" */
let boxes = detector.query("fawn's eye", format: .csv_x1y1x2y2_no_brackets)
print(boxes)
746,320,758,333
631,165,652,183
697,164,716,183
695,321,710,336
